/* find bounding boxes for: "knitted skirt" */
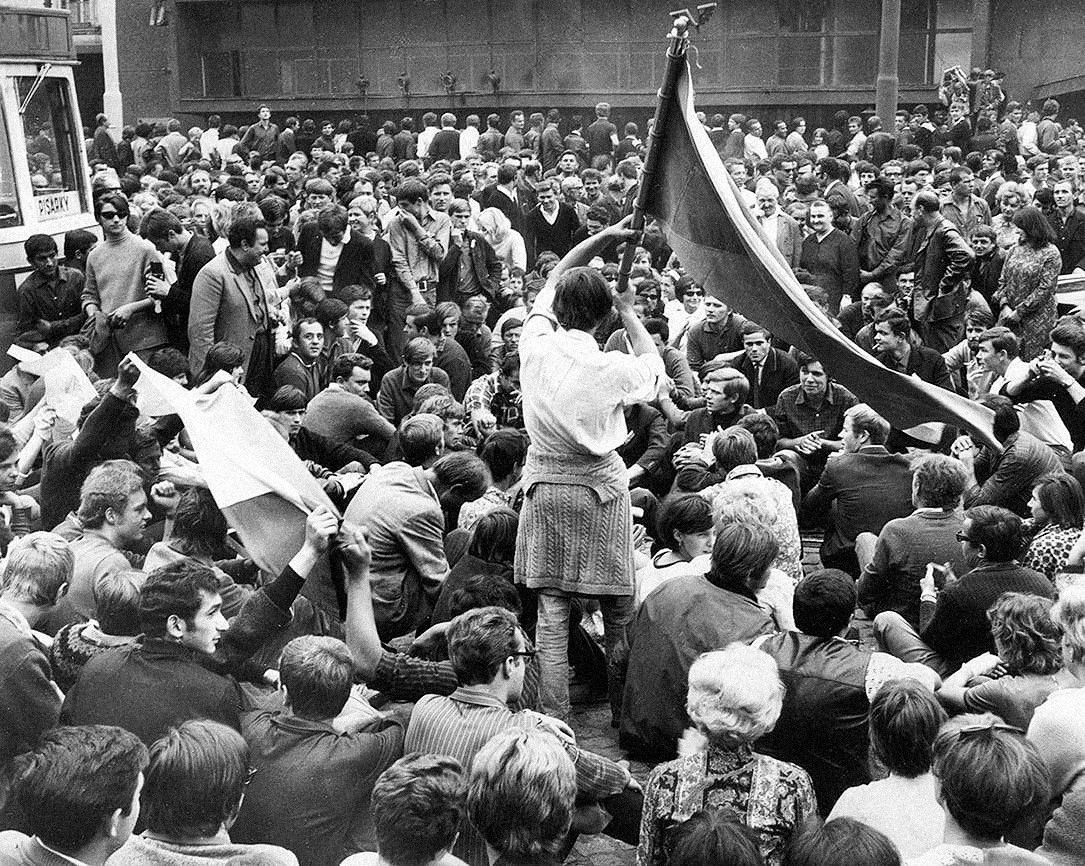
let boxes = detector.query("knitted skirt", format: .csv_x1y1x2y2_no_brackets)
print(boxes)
514,449,634,596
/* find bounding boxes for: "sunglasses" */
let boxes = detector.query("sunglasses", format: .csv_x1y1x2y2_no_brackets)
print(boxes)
685,290,705,297
98,211,125,220
509,649,537,661
955,532,974,543
954,721,1023,738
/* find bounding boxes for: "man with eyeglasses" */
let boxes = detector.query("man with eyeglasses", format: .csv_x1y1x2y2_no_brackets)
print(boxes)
874,504,1054,677
82,193,168,377
401,605,638,866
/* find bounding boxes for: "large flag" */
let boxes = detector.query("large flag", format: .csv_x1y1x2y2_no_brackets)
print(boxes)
130,356,337,578
643,60,999,450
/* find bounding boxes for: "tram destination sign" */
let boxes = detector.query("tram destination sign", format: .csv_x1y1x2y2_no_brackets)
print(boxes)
33,191,80,222
0,8,74,61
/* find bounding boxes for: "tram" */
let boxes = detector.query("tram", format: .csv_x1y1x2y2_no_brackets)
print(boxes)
0,4,96,362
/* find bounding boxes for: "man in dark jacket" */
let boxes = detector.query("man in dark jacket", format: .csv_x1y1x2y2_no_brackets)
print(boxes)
438,201,502,304
803,404,915,575
1050,179,1085,274
874,505,1055,676
905,190,975,353
621,522,775,760
232,635,405,866
61,509,339,744
297,204,376,298
142,208,215,354
758,570,938,814
727,321,798,411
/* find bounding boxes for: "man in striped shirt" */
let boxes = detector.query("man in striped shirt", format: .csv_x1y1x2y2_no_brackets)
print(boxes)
403,607,640,866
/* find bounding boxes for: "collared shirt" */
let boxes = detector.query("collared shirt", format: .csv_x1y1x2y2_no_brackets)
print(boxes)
385,208,451,300
224,247,268,331
406,685,631,866
521,288,663,457
463,372,522,429
773,382,858,441
38,838,95,866
852,205,911,276
17,266,85,342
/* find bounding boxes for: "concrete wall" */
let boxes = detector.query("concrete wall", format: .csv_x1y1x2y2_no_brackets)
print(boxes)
989,0,1085,110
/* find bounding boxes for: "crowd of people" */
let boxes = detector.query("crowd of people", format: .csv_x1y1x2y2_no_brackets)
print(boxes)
3,79,1085,866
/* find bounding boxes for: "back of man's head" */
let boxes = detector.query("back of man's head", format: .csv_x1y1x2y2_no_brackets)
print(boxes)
0,531,73,608
10,725,147,856
793,569,857,638
371,754,465,866
400,413,444,466
447,605,520,686
142,720,248,839
279,635,354,720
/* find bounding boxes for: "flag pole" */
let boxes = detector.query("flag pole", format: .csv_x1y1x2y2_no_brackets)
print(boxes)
616,7,712,295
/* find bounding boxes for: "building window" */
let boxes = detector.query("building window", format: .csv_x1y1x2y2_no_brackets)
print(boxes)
723,0,970,88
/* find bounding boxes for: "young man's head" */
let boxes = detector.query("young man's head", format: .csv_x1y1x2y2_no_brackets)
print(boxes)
792,569,857,638
796,353,829,399
9,725,147,862
278,635,354,720
138,560,227,653
141,720,250,840
740,321,771,365
841,403,890,453
76,460,150,548
0,531,73,622
974,326,1019,375
869,679,946,779
330,352,374,396
447,605,530,703
24,234,59,280
370,754,466,866
467,728,576,864
701,367,749,416
872,309,912,355
911,453,968,510
1049,320,1085,381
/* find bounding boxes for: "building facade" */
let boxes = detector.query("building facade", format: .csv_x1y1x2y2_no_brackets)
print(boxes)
114,0,982,129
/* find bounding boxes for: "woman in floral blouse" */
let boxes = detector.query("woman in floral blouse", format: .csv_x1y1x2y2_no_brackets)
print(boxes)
1022,473,1084,583
637,644,816,866
995,206,1062,360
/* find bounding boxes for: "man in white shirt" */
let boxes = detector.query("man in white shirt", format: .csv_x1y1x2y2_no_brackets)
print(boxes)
459,114,481,159
199,114,220,161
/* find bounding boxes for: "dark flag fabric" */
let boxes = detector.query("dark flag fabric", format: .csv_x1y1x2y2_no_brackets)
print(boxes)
644,60,999,450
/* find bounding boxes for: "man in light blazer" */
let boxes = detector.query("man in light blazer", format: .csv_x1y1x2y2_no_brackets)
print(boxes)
755,179,802,270
188,212,279,400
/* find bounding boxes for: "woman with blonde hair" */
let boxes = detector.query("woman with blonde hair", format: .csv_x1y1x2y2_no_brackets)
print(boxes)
638,644,817,866
476,207,527,271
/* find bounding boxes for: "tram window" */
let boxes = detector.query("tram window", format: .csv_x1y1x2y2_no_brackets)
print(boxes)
17,77,82,201
0,103,20,227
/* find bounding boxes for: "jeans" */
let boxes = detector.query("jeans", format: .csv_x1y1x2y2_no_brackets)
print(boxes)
536,590,635,722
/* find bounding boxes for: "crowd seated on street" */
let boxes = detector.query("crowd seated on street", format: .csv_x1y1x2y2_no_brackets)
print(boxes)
4,82,1085,866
